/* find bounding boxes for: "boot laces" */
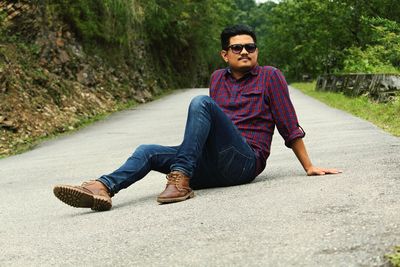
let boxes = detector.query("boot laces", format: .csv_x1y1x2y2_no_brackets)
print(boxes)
166,172,182,185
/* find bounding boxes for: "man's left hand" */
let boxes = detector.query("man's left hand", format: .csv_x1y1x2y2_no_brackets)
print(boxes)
306,166,342,176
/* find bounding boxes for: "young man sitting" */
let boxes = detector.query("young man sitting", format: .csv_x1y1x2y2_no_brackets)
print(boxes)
53,24,341,211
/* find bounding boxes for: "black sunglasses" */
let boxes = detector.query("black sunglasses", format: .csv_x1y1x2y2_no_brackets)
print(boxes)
227,43,257,54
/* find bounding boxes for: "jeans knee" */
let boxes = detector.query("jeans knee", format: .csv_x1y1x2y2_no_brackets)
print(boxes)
133,144,153,159
189,95,213,112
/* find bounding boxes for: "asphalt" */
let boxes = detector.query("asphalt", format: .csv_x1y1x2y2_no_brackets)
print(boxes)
0,88,399,267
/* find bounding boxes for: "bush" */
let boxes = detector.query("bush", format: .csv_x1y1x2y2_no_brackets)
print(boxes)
343,17,400,74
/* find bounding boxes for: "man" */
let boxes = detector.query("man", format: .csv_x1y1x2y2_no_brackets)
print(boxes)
53,25,341,211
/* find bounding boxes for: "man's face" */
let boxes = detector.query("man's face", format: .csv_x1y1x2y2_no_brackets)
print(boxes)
221,34,258,73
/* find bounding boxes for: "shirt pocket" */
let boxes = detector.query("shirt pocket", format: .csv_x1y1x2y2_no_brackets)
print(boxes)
241,88,263,100
239,89,264,111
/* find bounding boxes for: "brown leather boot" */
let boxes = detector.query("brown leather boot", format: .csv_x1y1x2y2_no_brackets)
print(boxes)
157,171,194,204
53,180,112,211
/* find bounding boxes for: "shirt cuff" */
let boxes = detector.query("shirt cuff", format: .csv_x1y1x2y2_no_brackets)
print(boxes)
285,125,306,148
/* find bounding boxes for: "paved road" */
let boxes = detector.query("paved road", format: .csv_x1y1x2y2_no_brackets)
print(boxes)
1,88,399,266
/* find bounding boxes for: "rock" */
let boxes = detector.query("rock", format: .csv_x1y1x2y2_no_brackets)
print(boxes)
316,74,400,102
58,50,69,63
76,64,96,86
0,119,17,131
77,70,88,84
302,74,312,82
143,89,152,100
56,38,64,47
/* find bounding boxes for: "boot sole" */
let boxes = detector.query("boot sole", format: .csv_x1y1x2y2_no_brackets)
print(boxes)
157,191,195,204
53,185,112,211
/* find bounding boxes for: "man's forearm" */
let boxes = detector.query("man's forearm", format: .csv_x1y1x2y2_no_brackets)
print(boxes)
291,138,312,172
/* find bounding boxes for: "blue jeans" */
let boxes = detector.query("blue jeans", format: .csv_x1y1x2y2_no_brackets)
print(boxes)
98,95,256,195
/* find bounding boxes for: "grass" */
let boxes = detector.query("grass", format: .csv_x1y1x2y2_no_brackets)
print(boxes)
386,246,400,267
0,88,175,159
0,100,138,159
290,81,400,137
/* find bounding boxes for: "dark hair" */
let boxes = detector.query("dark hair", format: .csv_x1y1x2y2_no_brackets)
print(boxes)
220,24,257,50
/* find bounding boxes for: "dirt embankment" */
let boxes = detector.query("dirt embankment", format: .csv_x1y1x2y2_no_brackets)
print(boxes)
0,1,161,156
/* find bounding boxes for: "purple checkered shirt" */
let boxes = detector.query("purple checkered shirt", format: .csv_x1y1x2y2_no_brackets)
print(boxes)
209,65,305,177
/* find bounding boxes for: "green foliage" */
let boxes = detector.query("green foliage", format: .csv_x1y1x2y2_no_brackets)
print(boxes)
291,82,400,137
11,0,400,86
253,0,354,78
140,0,241,86
247,0,400,79
233,0,257,25
343,46,399,74
48,0,144,46
343,17,400,74
386,246,400,267
0,8,6,24
44,0,243,88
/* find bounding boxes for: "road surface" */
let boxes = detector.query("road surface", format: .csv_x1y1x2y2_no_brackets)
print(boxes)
1,88,399,266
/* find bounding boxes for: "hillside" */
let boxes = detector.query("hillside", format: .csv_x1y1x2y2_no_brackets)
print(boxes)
1,0,399,157
0,0,237,157
0,1,163,156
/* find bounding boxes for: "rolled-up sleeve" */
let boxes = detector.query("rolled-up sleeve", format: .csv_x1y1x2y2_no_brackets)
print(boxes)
267,69,305,148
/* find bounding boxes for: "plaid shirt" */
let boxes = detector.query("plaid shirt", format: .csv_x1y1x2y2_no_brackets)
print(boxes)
209,65,305,176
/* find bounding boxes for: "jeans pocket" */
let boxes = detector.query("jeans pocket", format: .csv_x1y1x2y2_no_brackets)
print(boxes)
217,146,253,185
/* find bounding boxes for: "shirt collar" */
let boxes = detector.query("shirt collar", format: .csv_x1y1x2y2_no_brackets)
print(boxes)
225,65,260,78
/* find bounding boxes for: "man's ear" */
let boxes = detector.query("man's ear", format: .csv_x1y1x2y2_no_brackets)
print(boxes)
220,50,229,63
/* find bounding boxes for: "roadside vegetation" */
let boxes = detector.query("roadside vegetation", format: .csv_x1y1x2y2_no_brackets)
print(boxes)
1,0,399,157
386,246,400,267
0,0,235,156
291,82,400,137
241,0,400,79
